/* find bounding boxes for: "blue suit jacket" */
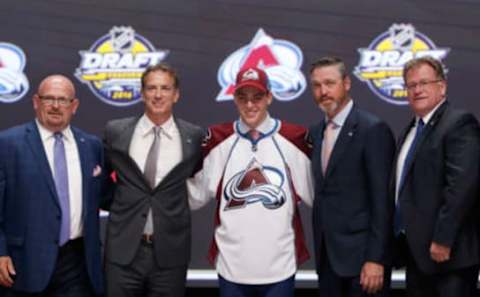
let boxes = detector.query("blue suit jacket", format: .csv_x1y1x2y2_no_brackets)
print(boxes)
310,105,395,277
0,121,104,294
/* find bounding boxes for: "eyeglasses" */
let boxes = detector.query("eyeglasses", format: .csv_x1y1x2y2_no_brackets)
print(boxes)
38,95,74,106
405,79,443,91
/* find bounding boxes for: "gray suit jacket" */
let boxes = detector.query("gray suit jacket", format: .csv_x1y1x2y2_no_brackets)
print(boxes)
103,116,204,267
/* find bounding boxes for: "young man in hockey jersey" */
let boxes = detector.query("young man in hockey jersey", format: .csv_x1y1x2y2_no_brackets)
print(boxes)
188,66,313,297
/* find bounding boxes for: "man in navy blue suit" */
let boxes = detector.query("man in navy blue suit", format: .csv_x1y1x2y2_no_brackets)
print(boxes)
309,56,395,297
393,57,480,297
0,75,104,297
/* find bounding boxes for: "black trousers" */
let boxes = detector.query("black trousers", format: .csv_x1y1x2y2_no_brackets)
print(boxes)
317,241,390,297
6,238,96,297
394,234,479,297
105,240,187,297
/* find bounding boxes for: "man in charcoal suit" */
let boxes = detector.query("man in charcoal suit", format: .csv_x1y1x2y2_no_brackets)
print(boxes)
103,63,204,297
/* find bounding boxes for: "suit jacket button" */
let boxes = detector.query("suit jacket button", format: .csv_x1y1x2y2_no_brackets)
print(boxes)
142,213,147,218
54,239,59,244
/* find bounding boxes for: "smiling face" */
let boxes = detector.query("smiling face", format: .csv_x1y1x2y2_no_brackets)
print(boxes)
310,64,351,119
405,63,446,117
234,86,272,129
141,69,179,125
33,75,79,133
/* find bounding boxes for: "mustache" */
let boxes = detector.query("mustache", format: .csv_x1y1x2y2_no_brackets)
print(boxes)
320,96,334,101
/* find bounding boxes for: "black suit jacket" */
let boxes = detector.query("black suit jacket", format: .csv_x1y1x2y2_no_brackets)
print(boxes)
310,105,395,277
395,101,480,274
103,116,204,267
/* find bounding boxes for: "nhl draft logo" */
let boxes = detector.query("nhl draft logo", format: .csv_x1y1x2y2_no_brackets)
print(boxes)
75,26,169,106
0,42,29,103
223,158,286,211
217,28,306,102
354,24,449,105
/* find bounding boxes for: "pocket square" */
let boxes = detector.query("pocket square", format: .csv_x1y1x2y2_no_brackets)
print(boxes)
93,165,102,177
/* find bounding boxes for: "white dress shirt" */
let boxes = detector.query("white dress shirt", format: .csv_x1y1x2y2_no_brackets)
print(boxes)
129,114,182,187
36,120,83,240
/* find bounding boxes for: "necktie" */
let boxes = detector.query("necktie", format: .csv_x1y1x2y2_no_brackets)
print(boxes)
394,119,425,235
143,126,161,235
321,121,336,175
53,132,70,246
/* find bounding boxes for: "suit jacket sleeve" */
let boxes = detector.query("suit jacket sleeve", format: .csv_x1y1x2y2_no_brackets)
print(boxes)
432,113,480,247
100,123,116,210
285,128,314,207
187,132,215,210
364,121,395,263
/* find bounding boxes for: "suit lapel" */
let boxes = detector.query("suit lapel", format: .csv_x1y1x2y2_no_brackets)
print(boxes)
314,121,326,183
391,119,415,191
110,117,149,189
25,121,59,206
72,127,90,218
111,117,138,157
324,108,357,177
176,118,194,163
399,101,448,194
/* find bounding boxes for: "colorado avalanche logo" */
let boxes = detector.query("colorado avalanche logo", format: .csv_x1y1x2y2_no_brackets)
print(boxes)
224,158,286,210
217,28,306,102
0,43,29,103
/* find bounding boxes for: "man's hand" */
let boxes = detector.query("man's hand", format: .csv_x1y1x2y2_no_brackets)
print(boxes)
430,242,451,263
0,256,15,287
360,261,384,294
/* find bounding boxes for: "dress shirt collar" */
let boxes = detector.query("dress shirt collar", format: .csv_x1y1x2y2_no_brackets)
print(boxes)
325,99,353,127
35,119,74,142
418,98,446,125
139,114,176,139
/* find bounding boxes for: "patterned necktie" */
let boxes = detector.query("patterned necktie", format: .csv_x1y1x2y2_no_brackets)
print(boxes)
143,126,161,235
53,132,70,246
394,119,425,235
321,121,336,175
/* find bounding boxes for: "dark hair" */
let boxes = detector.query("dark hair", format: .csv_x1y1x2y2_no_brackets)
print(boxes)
141,63,179,90
310,56,347,78
403,56,446,82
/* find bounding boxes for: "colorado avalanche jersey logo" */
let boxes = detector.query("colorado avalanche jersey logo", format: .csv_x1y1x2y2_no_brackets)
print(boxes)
216,28,306,102
224,158,286,210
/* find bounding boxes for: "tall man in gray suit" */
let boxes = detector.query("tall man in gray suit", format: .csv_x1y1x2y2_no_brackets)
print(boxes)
102,63,204,297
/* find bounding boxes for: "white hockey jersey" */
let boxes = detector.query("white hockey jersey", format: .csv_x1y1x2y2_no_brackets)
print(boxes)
188,116,313,284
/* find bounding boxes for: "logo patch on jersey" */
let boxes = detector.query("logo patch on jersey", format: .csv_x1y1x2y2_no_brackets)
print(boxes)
75,26,169,106
0,42,29,103
216,28,306,102
354,23,449,105
224,158,286,210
